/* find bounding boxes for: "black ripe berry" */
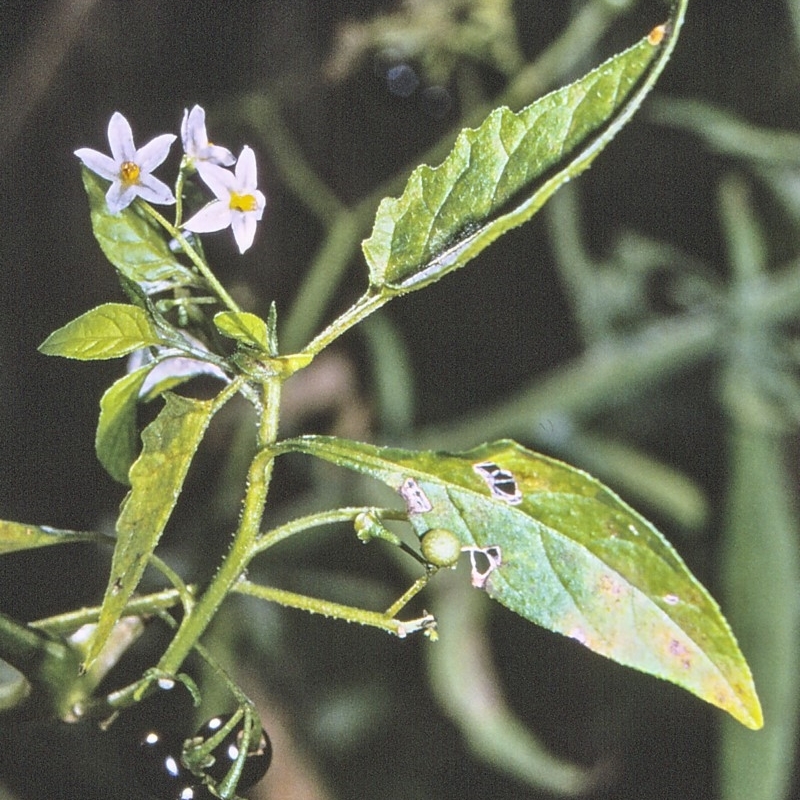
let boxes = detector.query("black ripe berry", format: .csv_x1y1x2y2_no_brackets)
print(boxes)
114,682,198,800
135,728,195,799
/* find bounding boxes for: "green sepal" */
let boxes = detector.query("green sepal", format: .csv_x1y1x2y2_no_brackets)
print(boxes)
38,303,161,361
281,434,762,730
83,393,216,670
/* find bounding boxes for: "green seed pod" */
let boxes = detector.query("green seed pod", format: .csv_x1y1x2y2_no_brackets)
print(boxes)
420,528,461,568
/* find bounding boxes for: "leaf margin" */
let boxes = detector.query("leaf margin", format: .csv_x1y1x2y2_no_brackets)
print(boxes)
0,520,102,555
82,392,217,670
38,303,161,361
278,433,763,730
362,11,685,295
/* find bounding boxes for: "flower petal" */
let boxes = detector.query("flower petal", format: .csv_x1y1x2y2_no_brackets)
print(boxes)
74,148,120,181
107,112,136,162
203,143,236,167
181,105,206,155
181,108,191,150
106,181,138,214
136,134,176,172
181,105,236,166
251,189,267,218
136,173,177,206
196,161,236,200
184,201,232,233
235,145,258,189
231,212,258,253
141,355,227,396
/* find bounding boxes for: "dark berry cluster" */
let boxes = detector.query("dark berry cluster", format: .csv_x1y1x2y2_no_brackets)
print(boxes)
118,687,272,799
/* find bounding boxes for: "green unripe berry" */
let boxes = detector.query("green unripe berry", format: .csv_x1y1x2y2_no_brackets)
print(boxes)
420,528,461,568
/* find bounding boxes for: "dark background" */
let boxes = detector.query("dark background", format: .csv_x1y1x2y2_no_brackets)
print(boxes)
0,1,797,799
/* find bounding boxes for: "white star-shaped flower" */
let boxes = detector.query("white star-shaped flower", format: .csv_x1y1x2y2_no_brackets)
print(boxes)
75,112,176,214
183,146,266,254
181,105,235,167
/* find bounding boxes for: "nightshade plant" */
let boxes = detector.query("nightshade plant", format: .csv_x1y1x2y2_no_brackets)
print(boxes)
0,1,764,798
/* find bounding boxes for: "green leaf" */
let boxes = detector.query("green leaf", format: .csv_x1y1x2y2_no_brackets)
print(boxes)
214,311,269,349
282,435,763,730
96,365,153,485
96,357,227,485
38,303,161,360
0,520,100,554
81,169,202,292
83,393,216,670
362,23,675,293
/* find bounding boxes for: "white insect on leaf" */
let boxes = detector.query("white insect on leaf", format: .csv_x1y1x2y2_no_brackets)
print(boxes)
399,477,433,514
472,461,523,505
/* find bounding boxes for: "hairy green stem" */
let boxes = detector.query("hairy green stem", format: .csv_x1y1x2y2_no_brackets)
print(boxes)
30,588,186,637
383,572,433,619
156,376,282,676
233,581,432,637
301,289,390,359
148,554,196,613
251,506,405,557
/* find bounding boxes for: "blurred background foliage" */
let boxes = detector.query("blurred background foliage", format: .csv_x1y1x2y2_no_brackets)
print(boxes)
1,1,799,798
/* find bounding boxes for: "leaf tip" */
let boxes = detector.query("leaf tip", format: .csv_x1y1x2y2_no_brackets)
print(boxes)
732,693,764,731
714,671,764,730
79,634,106,676
37,332,60,357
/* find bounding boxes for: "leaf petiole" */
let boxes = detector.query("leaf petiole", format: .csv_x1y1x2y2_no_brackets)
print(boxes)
250,506,407,558
233,580,435,638
300,289,390,358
